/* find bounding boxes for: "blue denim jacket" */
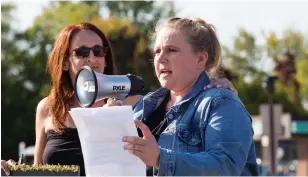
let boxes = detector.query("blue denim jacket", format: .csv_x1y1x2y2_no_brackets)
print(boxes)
133,72,258,176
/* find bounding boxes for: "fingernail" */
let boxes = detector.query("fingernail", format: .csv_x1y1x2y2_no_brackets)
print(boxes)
216,85,222,88
107,98,112,103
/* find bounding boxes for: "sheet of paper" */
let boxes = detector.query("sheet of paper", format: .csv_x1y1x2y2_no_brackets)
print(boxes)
69,106,145,177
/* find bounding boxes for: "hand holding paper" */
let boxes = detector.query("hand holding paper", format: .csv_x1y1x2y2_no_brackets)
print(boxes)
69,106,145,176
122,120,160,168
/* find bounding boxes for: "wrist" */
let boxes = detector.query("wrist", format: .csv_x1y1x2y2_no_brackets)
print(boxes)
154,153,160,169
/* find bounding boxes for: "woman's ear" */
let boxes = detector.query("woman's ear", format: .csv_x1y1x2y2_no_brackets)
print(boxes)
63,60,69,71
197,52,208,69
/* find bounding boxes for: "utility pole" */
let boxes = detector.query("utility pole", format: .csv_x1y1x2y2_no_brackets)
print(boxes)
263,76,278,175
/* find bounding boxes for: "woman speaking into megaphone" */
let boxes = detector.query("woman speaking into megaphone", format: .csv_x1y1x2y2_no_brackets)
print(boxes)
1,21,237,176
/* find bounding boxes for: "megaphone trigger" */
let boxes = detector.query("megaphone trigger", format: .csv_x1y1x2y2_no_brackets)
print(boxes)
116,99,124,105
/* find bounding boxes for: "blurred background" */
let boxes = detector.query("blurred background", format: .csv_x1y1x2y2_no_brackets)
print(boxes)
1,0,308,176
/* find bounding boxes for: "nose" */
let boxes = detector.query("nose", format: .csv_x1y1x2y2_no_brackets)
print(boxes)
86,50,96,62
155,52,168,64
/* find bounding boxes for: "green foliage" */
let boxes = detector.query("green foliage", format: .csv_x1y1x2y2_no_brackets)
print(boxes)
233,76,308,116
297,59,308,103
34,1,99,39
1,3,45,161
224,29,308,115
1,3,15,52
1,1,172,160
222,29,266,79
267,30,307,59
266,30,308,106
105,1,175,34
91,15,138,39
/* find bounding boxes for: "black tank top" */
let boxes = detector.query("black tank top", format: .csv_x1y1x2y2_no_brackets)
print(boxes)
42,128,85,176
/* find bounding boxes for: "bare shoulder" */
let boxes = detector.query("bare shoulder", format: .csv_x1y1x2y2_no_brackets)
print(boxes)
123,95,143,106
36,97,50,120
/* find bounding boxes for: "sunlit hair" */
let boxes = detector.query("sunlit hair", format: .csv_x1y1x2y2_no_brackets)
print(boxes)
152,17,222,76
47,22,117,132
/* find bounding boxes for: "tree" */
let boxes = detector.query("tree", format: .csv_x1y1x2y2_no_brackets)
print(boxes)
32,1,170,91
1,3,15,52
266,30,308,110
105,1,175,34
222,29,267,80
223,29,308,116
297,59,308,106
1,1,175,160
33,1,100,38
2,3,49,160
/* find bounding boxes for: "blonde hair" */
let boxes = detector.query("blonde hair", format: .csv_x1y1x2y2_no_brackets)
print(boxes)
153,17,222,75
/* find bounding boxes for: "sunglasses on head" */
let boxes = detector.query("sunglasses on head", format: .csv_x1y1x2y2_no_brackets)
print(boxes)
70,45,108,59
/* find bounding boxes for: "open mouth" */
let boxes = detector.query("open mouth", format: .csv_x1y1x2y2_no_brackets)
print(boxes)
160,69,172,76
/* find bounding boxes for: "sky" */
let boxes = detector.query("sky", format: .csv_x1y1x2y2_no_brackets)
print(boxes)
1,0,308,110
3,0,308,73
176,1,308,43
6,0,308,45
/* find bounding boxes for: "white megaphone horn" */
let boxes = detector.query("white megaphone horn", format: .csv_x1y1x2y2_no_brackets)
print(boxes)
75,66,144,107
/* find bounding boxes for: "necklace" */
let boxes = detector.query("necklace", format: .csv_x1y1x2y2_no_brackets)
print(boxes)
151,95,172,136
151,116,168,136
166,96,175,112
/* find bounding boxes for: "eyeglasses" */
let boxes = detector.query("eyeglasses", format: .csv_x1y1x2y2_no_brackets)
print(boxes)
69,45,108,59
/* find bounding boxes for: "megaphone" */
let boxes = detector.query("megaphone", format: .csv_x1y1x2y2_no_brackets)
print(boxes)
75,66,144,108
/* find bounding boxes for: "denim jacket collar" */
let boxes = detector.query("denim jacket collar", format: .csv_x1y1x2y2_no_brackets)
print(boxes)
141,72,210,120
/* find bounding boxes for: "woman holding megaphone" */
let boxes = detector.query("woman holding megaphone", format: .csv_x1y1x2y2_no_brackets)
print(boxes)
1,22,237,176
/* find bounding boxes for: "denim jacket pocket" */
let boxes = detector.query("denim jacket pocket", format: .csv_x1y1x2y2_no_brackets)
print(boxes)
176,124,202,152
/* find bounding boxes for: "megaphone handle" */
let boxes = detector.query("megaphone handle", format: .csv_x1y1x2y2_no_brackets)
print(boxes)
116,99,124,105
114,94,126,101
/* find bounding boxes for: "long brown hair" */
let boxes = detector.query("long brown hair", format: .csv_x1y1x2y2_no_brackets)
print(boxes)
47,22,117,132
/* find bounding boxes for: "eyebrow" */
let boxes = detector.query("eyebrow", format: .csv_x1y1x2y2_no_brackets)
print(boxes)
154,44,179,50
165,45,179,48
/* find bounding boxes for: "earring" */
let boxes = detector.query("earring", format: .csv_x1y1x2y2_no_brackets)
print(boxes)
63,65,68,71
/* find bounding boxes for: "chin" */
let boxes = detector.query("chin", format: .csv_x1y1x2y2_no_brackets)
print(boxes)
93,68,103,73
159,80,172,89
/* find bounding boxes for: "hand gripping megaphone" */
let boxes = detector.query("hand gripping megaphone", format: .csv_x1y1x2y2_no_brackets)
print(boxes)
75,66,144,108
